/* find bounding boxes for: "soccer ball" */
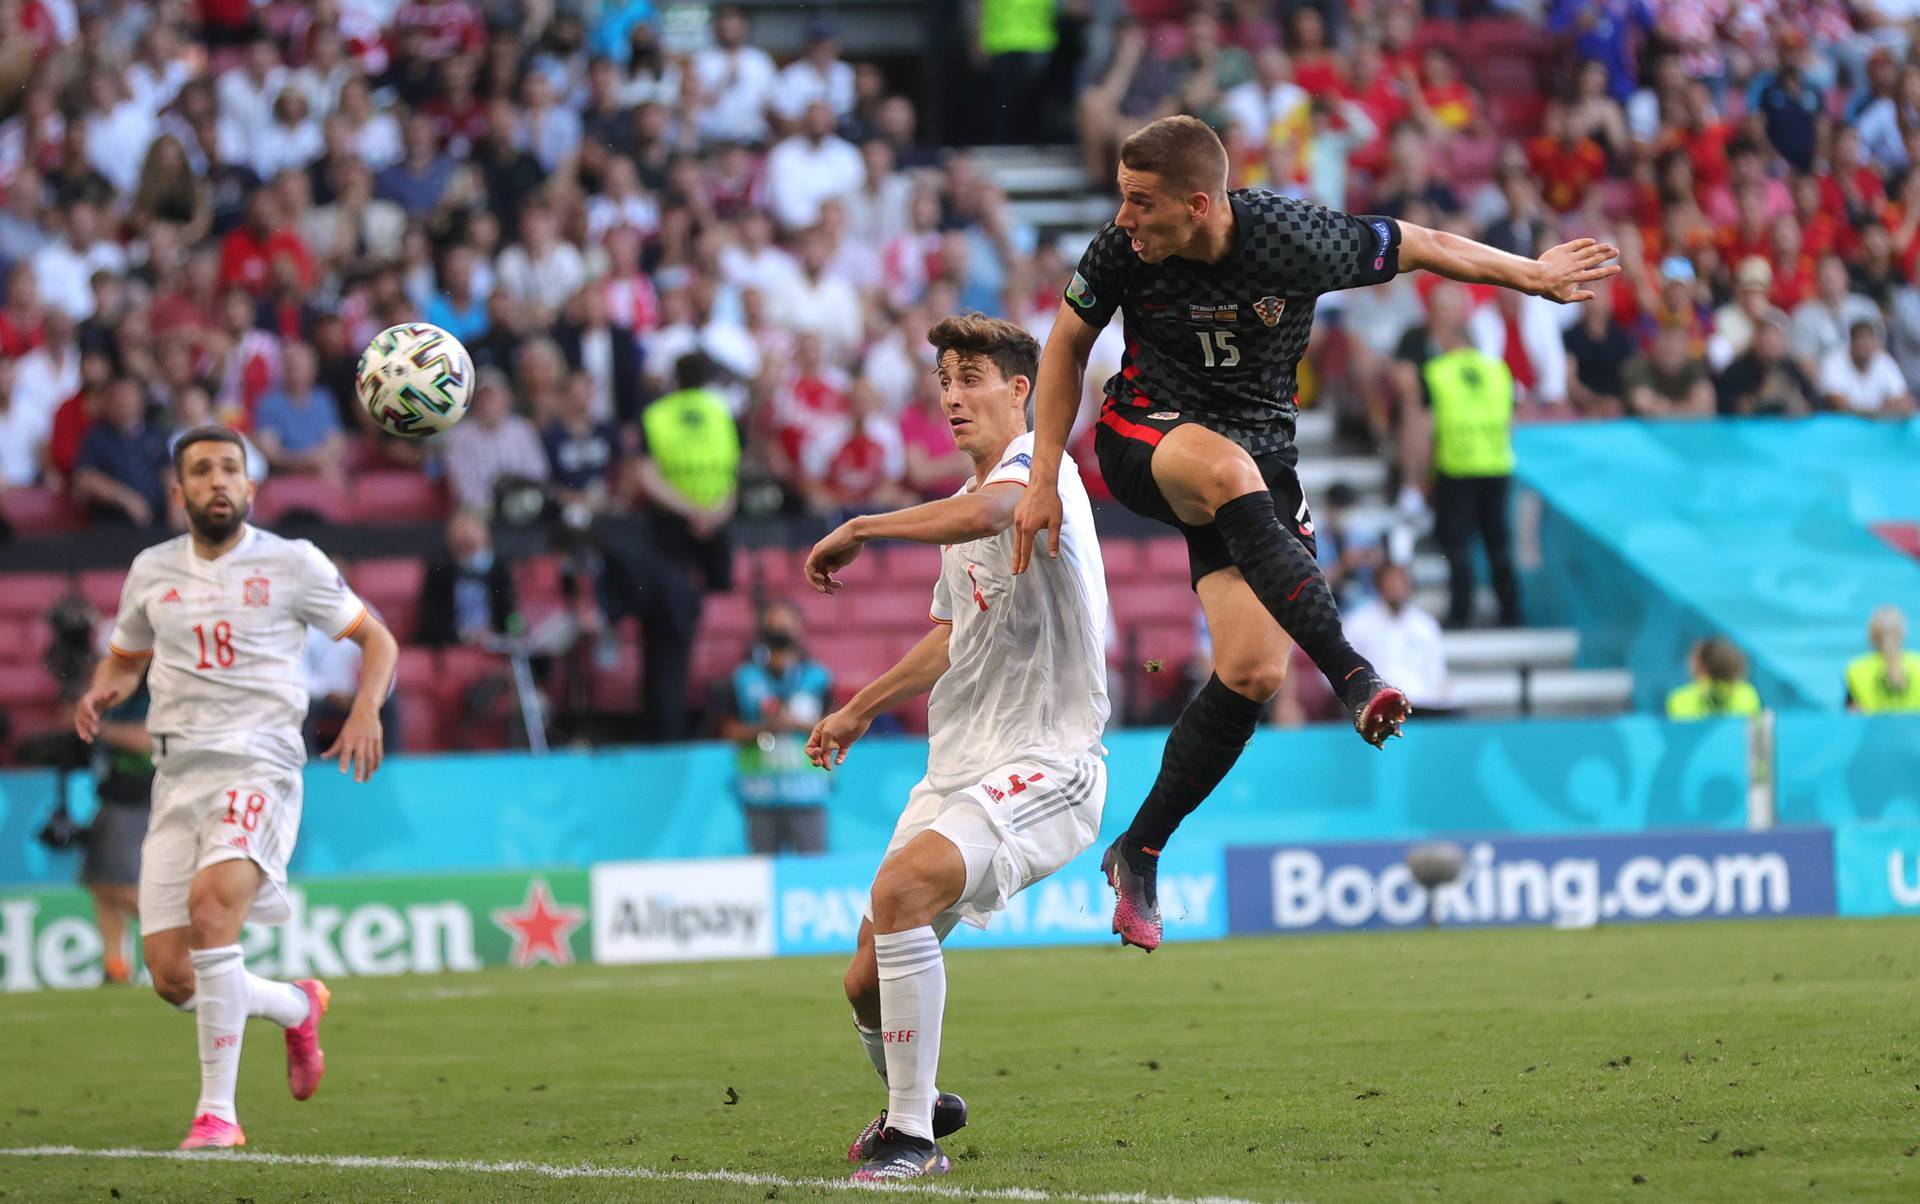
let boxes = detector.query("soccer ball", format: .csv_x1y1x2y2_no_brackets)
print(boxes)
356,322,474,438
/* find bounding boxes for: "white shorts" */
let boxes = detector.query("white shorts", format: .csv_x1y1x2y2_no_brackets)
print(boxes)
866,753,1105,938
139,749,303,934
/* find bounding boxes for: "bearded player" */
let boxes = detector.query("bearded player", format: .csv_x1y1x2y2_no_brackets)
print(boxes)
803,315,1109,1182
1013,116,1619,951
74,427,398,1150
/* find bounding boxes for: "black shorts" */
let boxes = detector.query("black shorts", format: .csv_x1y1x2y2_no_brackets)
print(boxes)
1094,400,1318,589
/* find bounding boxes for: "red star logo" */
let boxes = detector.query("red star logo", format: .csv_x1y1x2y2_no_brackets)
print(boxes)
491,878,585,968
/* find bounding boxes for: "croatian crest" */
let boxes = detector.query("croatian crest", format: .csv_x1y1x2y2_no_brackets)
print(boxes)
242,576,270,607
1253,296,1286,327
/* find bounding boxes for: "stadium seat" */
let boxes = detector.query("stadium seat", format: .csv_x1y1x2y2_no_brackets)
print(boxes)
702,592,756,641
78,568,126,617
351,558,426,643
1140,537,1191,581
348,470,447,525
0,573,69,620
692,630,747,695
0,486,78,534
0,664,60,710
589,642,643,712
253,476,352,526
849,587,939,629
883,543,942,583
1110,581,1199,630
393,645,438,695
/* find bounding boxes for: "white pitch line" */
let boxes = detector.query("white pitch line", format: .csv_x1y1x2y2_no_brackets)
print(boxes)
0,1146,1281,1204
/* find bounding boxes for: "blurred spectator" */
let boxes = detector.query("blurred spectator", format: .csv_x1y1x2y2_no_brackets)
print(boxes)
46,349,114,486
0,358,37,487
1467,289,1569,407
776,19,856,125
1820,320,1914,417
1624,320,1716,419
1548,0,1655,103
304,607,403,752
1563,282,1635,416
254,341,348,485
899,374,973,499
495,203,588,329
1790,256,1883,381
1527,101,1608,215
81,683,155,986
1666,637,1760,720
635,353,740,593
73,377,167,528
1313,481,1379,608
423,244,491,347
167,385,269,485
544,371,622,515
303,159,406,266
443,367,549,513
1481,160,1552,260
1846,605,1920,713
767,101,864,234
1413,285,1521,629
33,201,124,320
974,0,1058,145
773,225,865,359
375,113,456,218
9,307,78,445
554,285,643,427
1718,314,1817,417
218,188,313,298
801,377,912,516
693,4,779,146
1344,562,1450,714
1708,258,1780,373
418,510,518,648
719,600,834,855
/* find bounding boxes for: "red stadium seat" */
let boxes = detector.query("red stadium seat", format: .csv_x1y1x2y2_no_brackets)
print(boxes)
253,476,352,526
514,554,565,608
350,558,425,643
702,592,756,641
1111,581,1200,630
589,641,642,712
0,487,78,534
348,470,447,525
692,630,746,694
393,645,438,695
79,568,126,617
1140,537,1191,581
882,543,942,583
0,572,69,620
849,587,939,629
0,664,60,709
1101,537,1149,580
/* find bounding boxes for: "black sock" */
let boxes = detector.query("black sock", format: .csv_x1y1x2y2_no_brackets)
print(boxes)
1124,674,1265,855
1213,490,1375,709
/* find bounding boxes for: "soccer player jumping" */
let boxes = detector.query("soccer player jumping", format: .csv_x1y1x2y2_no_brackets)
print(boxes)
1013,116,1618,951
804,315,1110,1182
75,428,398,1149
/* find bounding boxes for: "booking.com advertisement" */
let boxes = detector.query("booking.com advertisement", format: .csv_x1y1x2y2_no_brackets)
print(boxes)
1225,830,1836,935
773,842,1228,956
1832,823,1920,918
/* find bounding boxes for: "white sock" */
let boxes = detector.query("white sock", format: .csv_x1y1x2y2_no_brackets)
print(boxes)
172,994,197,1013
189,945,247,1124
854,1020,888,1083
247,973,310,1028
873,927,945,1142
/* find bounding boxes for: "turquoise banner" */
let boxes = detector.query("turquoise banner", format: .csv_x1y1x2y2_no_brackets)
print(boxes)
1775,712,1920,826
3,713,1758,886
1517,417,1920,712
1833,822,1920,917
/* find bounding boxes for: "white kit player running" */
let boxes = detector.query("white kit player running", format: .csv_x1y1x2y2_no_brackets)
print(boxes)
803,315,1110,1183
74,427,398,1151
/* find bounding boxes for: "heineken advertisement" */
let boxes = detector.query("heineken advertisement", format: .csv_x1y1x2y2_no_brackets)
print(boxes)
0,869,589,993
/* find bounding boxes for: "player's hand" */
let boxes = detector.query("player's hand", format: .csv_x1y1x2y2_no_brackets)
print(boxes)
323,702,384,783
73,685,121,744
1534,237,1621,304
804,522,862,594
807,707,871,769
1012,480,1062,574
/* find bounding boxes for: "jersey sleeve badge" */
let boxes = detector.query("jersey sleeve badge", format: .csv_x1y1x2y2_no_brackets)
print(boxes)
1065,272,1096,309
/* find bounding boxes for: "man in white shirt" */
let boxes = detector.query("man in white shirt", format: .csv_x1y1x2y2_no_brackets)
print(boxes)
1820,319,1916,416
75,427,397,1150
32,202,123,321
774,20,857,124
1343,562,1450,712
215,34,290,177
804,315,1109,1183
771,226,866,359
8,308,80,445
1790,255,1884,382
692,4,779,145
767,102,865,233
494,204,589,327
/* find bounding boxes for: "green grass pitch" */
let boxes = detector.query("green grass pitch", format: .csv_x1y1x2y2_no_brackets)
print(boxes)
3,918,1917,1202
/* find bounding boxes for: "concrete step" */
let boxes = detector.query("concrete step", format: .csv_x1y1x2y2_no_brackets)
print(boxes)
1441,627,1580,671
1444,667,1634,716
1295,455,1388,495
978,161,1090,195
1009,195,1118,229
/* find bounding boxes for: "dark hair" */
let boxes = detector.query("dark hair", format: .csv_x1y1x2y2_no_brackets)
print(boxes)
1698,637,1747,684
675,350,718,391
1119,115,1229,201
926,313,1040,386
172,425,247,478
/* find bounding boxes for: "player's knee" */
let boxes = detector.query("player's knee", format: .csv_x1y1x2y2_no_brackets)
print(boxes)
185,896,241,947
150,966,194,1006
1218,658,1287,702
1196,456,1265,513
868,870,933,933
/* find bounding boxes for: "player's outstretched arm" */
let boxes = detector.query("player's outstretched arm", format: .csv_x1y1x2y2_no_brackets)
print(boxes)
324,613,398,783
804,483,1024,593
807,624,952,769
1399,223,1621,304
74,649,149,744
1015,302,1101,573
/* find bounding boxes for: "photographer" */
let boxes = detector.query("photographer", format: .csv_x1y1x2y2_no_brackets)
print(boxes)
83,686,154,985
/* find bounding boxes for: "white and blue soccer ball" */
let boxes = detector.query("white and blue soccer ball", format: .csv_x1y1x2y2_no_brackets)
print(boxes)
356,322,475,438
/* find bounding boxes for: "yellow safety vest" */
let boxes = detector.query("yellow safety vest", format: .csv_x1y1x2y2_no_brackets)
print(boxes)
1845,651,1920,713
1424,347,1515,478
642,387,740,510
1665,679,1761,720
979,0,1057,56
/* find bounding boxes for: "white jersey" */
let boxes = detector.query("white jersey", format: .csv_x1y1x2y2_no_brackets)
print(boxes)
926,432,1110,791
108,524,368,769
